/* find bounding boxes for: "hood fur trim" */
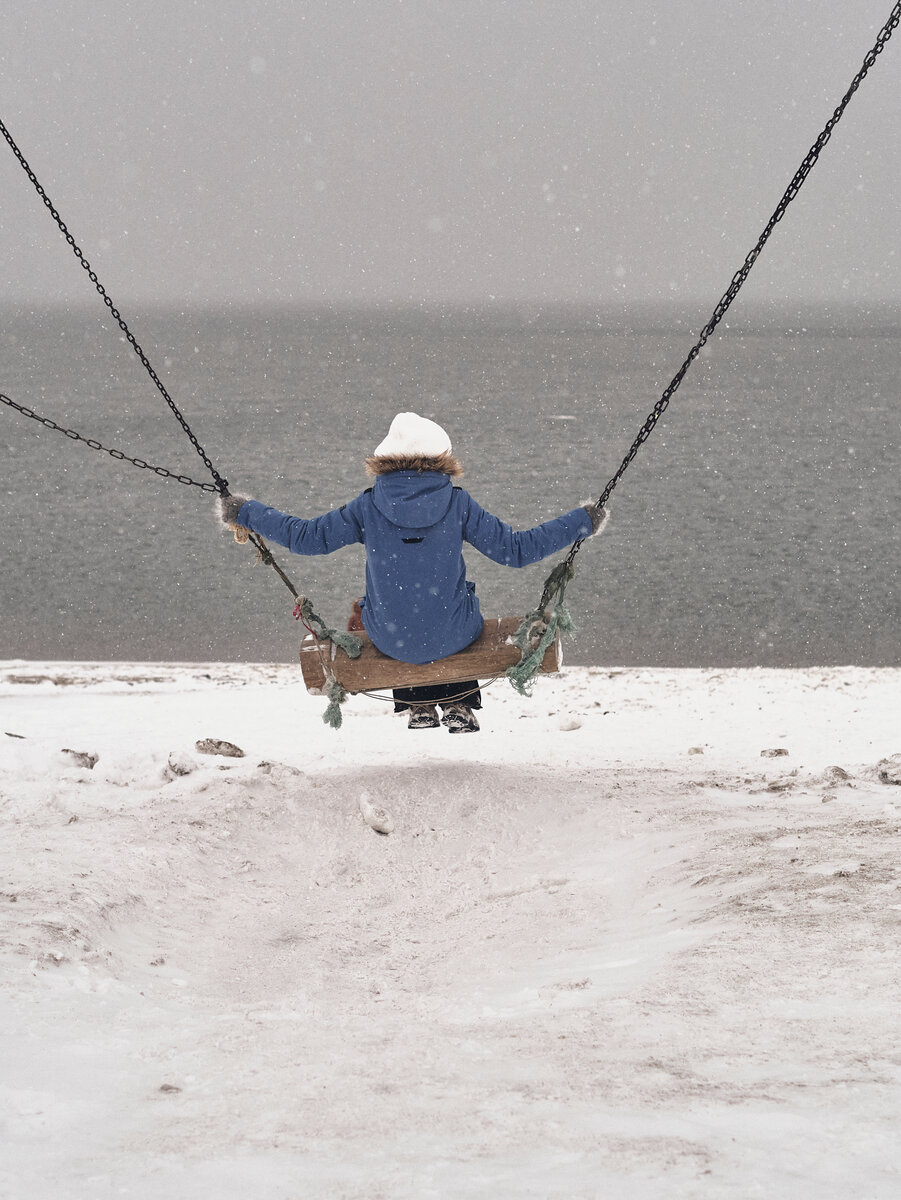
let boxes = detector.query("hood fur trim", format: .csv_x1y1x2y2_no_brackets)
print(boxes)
365,452,463,478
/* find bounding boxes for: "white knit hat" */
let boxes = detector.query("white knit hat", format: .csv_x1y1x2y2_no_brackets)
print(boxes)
373,412,452,457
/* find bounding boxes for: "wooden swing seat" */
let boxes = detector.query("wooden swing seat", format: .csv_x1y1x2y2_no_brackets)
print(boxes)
299,615,561,695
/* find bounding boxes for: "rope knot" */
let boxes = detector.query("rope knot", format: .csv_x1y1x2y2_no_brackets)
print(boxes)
506,556,577,697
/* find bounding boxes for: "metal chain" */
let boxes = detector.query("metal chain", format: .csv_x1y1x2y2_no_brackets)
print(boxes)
4,382,306,604
565,0,901,570
3,391,307,602
0,120,318,602
1,391,220,492
0,116,228,496
0,120,320,605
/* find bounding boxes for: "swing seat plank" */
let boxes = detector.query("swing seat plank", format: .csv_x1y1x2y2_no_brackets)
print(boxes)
300,616,561,695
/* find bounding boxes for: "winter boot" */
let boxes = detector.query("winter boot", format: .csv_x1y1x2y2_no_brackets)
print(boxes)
441,703,480,734
408,705,440,730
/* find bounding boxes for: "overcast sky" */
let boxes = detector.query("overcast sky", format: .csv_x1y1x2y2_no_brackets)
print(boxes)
2,1,899,308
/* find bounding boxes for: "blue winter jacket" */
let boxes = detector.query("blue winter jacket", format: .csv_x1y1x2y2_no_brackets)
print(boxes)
237,474,592,665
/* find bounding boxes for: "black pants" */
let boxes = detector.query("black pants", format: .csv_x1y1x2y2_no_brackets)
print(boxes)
393,681,482,713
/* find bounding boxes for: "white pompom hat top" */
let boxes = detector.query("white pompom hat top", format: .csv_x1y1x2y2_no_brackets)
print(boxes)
373,412,451,458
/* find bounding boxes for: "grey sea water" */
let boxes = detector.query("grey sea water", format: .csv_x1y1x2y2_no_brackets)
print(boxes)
1,304,899,666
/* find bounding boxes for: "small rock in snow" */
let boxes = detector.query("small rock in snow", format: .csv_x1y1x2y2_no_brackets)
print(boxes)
824,765,853,786
61,748,98,769
257,760,304,779
559,716,582,732
359,792,394,835
158,1083,182,1094
195,738,245,758
167,750,199,777
876,755,901,785
688,746,705,755
760,748,789,758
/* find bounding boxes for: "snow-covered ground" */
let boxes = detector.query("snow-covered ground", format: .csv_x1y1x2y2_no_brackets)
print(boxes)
1,660,899,1200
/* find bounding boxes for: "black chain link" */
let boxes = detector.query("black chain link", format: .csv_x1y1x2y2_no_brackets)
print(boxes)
1,392,220,492
565,0,901,570
0,118,317,602
0,116,229,496
3,387,304,601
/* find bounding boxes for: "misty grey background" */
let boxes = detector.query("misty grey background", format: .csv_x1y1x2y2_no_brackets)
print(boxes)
2,4,899,669
2,1,900,309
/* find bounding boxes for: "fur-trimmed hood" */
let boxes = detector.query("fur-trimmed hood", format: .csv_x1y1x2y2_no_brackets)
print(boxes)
365,452,463,478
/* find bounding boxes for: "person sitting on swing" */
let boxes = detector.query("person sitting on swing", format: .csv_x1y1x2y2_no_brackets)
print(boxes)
218,412,607,733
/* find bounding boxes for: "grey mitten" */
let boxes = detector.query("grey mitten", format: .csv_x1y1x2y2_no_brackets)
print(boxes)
582,502,609,535
217,494,250,529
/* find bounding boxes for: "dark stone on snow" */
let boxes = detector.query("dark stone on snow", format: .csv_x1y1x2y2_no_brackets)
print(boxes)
195,738,245,758
62,748,98,769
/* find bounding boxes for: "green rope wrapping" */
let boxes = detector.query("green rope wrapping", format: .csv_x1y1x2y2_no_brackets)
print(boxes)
322,677,351,729
506,560,577,696
295,596,364,659
294,595,363,727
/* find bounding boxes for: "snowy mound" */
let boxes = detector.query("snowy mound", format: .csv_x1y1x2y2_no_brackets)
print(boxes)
1,663,899,1198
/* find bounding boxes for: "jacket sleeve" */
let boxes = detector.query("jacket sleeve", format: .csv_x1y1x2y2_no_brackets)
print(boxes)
460,492,593,567
236,497,364,556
